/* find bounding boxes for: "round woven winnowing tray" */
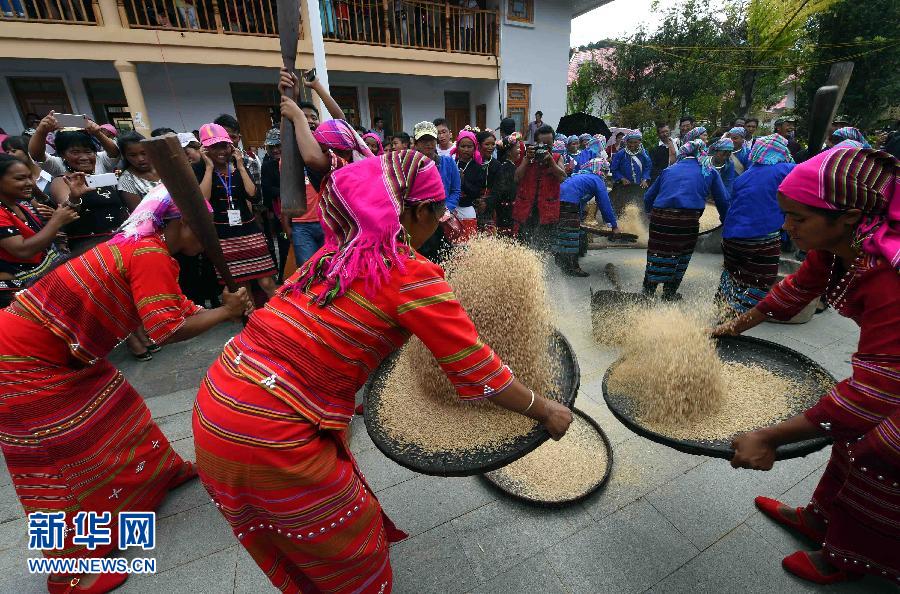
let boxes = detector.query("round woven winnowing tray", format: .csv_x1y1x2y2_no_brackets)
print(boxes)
481,408,613,507
364,329,580,477
602,335,834,460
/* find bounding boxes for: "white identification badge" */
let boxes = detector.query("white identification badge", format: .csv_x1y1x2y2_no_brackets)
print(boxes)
227,209,242,226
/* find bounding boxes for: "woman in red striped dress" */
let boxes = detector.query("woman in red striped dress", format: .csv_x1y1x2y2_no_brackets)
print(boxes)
715,147,898,585
193,150,573,593
0,180,250,594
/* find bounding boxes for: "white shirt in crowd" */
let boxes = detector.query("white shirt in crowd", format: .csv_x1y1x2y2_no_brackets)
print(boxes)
437,144,455,158
39,151,119,177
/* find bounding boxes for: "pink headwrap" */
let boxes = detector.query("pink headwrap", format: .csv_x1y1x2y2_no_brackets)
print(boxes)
448,130,483,165
312,119,374,161
361,132,385,156
99,124,118,137
0,134,7,153
778,147,899,270
109,184,189,244
294,150,446,304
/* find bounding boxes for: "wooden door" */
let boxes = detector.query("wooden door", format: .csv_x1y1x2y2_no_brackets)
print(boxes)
9,77,72,122
331,86,361,128
506,83,530,134
234,105,274,153
368,87,402,137
445,109,468,136
445,90,470,133
475,104,486,131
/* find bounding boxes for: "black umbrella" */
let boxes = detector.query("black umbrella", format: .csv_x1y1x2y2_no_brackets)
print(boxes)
557,112,611,139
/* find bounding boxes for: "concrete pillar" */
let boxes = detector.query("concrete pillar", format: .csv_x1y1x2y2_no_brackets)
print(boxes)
303,0,331,117
95,0,121,29
114,60,152,136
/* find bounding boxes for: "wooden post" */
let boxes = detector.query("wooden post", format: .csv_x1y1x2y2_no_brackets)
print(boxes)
212,1,224,33
444,2,450,52
382,0,391,46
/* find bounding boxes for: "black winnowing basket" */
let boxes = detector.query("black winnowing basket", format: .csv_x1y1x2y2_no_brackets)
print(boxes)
480,408,614,507
602,335,834,460
363,329,580,477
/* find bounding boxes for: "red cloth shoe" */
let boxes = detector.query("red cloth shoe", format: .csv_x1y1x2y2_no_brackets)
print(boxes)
168,461,198,490
755,496,825,542
47,572,128,593
782,551,862,585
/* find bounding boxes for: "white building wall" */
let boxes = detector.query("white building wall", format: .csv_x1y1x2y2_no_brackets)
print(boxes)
1,60,500,138
499,0,571,132
328,72,499,134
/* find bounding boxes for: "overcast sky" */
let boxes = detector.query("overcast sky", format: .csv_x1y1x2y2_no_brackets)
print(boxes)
571,0,663,47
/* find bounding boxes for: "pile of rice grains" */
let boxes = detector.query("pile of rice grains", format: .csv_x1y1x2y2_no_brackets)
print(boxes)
374,235,561,455
595,303,828,442
485,412,609,502
698,203,721,234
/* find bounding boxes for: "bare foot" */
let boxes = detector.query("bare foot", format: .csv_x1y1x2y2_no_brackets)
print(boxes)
776,504,826,535
807,550,841,576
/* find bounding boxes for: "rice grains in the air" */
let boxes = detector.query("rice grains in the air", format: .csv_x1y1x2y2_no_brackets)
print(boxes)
485,413,608,502
603,305,819,441
375,235,560,454
698,203,721,233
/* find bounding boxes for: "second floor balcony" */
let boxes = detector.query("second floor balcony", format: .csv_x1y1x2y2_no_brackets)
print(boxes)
321,0,498,56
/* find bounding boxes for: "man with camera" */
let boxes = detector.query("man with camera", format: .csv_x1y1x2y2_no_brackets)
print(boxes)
512,125,566,251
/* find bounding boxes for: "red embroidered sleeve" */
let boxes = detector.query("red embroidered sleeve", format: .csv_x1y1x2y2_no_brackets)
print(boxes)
394,260,514,400
128,242,201,344
757,250,830,320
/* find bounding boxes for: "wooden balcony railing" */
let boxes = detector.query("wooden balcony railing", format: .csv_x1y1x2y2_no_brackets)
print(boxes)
120,0,301,37
0,0,99,24
321,0,499,56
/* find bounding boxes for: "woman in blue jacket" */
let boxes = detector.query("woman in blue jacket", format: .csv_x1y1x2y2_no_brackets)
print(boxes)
717,134,795,314
610,130,652,217
557,158,618,276
642,140,729,299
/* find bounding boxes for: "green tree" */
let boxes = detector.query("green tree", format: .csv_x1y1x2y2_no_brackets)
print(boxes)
794,0,900,129
567,61,602,115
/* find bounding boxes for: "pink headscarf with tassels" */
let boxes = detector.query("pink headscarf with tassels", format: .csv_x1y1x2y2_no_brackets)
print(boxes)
448,130,483,165
778,147,899,271
312,119,374,161
294,150,446,304
108,184,210,244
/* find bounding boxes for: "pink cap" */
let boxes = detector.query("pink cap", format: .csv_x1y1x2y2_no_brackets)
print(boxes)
199,123,232,148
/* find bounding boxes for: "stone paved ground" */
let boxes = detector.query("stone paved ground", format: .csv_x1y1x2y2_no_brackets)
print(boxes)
2,248,898,593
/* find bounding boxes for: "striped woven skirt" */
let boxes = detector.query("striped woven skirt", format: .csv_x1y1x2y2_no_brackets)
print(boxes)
644,207,703,286
718,232,782,314
556,202,582,255
0,310,190,559
219,231,277,284
193,353,406,594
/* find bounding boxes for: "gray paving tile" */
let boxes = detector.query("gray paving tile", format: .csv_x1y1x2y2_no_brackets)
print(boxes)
233,543,279,593
378,474,496,539
0,517,27,553
155,411,193,443
0,453,9,487
0,543,44,593
576,397,632,446
145,388,197,419
648,524,819,594
391,522,480,594
547,499,699,594
348,416,378,455
451,498,592,581
120,545,237,594
468,553,568,594
746,469,825,555
646,453,829,551
0,483,23,523
131,502,235,572
157,478,209,519
354,447,417,494
580,436,703,522
171,436,197,462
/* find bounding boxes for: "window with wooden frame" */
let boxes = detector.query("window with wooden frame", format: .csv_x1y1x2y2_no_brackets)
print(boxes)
507,0,533,23
506,83,530,134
